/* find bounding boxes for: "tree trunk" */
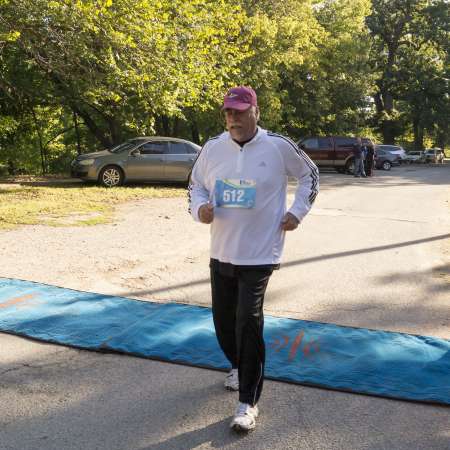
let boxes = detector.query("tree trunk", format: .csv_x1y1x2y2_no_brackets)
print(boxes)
382,90,394,114
107,116,122,146
379,88,396,144
412,117,424,151
373,92,383,114
374,91,396,144
31,107,47,174
73,111,82,155
172,117,180,137
375,35,402,145
381,120,396,145
161,115,170,136
190,120,200,144
49,73,113,148
435,132,447,150
72,104,112,148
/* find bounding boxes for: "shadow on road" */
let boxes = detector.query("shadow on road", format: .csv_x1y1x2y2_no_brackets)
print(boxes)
140,418,242,449
120,233,450,299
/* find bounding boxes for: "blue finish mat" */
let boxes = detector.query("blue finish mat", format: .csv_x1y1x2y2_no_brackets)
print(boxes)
1,277,450,405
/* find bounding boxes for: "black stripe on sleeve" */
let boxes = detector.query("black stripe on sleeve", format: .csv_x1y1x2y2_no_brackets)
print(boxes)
267,132,319,205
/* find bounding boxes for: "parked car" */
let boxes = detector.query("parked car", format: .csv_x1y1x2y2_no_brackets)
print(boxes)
424,148,444,164
404,150,426,164
71,137,201,187
297,136,375,174
375,144,407,163
375,148,400,170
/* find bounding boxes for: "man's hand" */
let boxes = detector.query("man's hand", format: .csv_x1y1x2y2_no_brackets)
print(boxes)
198,202,214,224
281,212,299,231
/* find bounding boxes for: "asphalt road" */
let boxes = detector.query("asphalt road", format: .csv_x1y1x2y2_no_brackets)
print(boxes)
1,164,449,450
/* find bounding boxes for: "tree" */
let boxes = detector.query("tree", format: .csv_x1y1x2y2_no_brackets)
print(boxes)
394,45,449,150
234,0,324,134
0,0,251,149
366,0,449,146
281,0,374,139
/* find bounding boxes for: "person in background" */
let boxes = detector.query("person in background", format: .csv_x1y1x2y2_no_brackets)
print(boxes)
353,138,366,177
365,143,375,176
188,86,319,432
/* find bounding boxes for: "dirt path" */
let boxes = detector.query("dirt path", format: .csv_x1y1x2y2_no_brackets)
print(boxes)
0,195,211,303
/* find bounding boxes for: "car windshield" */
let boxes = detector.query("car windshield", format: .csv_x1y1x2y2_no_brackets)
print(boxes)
109,141,139,153
425,150,434,155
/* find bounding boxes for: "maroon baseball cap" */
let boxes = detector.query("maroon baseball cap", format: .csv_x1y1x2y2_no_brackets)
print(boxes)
223,86,257,111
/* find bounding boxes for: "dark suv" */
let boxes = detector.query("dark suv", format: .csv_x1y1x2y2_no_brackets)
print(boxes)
298,136,375,174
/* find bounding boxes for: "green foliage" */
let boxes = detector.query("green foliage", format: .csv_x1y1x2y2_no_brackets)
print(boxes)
280,0,375,139
367,0,449,147
0,0,250,148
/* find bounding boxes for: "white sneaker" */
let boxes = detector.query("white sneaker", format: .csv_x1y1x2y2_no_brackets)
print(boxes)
230,402,259,432
224,369,239,391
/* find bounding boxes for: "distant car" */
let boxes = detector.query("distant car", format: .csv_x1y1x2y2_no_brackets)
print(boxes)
375,148,400,171
404,150,426,164
424,148,444,164
297,136,375,174
71,137,201,187
375,144,407,163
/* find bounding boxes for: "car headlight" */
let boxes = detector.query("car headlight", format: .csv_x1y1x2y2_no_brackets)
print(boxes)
79,159,95,166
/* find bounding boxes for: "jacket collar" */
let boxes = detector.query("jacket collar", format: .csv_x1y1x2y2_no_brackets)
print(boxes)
224,126,265,146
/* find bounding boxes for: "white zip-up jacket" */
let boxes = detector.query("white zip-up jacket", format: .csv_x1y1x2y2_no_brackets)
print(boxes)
188,127,319,265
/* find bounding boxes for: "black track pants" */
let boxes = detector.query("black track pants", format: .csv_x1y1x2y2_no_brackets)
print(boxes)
210,259,273,406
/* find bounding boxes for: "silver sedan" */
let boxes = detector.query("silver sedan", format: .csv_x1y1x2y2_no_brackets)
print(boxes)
71,137,201,187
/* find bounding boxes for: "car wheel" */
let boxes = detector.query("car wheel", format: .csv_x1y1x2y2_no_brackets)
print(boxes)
382,160,392,171
345,159,355,175
98,165,124,187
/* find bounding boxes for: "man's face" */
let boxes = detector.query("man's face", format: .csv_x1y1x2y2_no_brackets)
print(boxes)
224,106,259,142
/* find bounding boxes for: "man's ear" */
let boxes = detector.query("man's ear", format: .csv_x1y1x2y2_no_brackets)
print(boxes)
255,106,260,121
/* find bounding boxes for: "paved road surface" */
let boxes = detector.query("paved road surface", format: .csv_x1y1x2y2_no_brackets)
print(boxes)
1,165,449,449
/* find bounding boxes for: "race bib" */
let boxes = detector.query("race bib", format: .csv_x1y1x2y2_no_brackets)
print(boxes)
215,179,256,208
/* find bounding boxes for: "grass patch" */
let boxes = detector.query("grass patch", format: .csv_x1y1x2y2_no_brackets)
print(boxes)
0,181,186,230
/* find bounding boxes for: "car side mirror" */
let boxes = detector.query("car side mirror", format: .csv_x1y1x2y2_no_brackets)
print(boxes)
131,149,141,157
